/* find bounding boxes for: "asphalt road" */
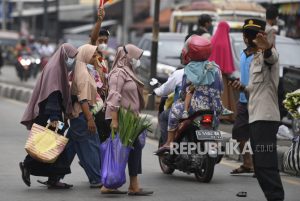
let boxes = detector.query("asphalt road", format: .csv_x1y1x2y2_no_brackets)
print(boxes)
0,97,299,201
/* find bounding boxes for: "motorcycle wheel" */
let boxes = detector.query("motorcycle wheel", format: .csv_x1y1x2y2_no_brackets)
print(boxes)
158,139,175,175
194,156,215,183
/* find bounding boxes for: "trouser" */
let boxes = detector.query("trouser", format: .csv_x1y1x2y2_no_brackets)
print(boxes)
159,109,171,143
128,138,143,176
249,121,285,201
66,113,102,184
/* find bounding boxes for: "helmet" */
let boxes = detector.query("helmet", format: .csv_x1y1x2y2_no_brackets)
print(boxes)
181,35,212,65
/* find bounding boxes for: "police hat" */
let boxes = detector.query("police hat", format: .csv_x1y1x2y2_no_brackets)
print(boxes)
243,19,266,32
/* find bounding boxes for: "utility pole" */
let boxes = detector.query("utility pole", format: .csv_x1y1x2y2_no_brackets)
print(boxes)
1,0,7,30
148,0,160,110
123,0,133,44
43,0,48,37
55,0,59,44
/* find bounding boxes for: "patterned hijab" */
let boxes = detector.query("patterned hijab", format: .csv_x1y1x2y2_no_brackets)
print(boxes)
21,43,78,129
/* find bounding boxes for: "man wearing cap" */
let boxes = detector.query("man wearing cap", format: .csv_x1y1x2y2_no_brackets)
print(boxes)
230,19,285,201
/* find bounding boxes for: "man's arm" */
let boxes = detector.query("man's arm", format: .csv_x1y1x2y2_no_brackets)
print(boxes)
90,8,105,45
154,69,183,96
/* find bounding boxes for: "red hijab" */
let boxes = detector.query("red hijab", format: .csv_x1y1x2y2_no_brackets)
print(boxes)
209,21,235,74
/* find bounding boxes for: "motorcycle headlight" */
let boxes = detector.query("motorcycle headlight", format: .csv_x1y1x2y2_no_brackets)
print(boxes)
35,58,41,64
20,59,26,66
157,63,176,77
25,59,31,66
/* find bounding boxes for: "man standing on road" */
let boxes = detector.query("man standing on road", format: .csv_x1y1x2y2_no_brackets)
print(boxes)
230,19,285,201
230,32,254,175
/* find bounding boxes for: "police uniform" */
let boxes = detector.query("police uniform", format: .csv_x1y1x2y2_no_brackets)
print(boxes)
244,19,285,201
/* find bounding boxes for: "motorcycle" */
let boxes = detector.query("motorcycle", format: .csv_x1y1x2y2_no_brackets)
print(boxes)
30,53,41,78
16,54,33,81
150,78,224,183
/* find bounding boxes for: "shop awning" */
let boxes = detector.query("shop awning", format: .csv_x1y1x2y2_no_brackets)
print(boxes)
279,2,300,14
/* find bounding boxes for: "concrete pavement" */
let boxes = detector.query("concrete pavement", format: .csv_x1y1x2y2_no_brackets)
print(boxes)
1,97,300,201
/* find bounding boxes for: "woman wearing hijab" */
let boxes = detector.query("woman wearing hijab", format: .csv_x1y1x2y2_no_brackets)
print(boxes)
19,43,78,189
66,44,102,188
100,44,153,196
209,21,237,122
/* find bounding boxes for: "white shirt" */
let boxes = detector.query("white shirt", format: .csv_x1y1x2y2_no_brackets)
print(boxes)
154,69,184,97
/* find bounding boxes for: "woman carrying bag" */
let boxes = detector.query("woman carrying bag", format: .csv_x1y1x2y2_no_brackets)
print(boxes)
101,44,153,196
19,43,78,189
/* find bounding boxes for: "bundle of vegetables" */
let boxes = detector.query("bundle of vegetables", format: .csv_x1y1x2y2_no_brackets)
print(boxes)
116,107,152,147
283,89,300,118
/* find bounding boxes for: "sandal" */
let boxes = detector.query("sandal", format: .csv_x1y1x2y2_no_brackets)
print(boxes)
153,146,170,156
37,180,49,186
48,182,73,189
128,190,154,196
230,165,254,174
19,162,31,187
101,189,127,194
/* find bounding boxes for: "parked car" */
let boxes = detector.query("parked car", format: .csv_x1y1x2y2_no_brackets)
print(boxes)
230,32,300,119
137,32,186,85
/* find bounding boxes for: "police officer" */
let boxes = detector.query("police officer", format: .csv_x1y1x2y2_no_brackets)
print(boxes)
230,19,285,201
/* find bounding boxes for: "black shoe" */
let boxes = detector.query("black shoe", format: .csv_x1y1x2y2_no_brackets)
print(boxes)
19,162,31,187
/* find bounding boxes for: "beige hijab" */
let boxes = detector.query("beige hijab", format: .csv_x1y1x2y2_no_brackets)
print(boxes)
72,44,97,106
110,44,145,109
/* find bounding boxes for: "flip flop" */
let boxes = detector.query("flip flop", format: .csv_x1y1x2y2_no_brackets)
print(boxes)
230,165,254,174
48,182,73,189
153,146,170,156
101,189,127,194
128,190,154,196
19,162,31,187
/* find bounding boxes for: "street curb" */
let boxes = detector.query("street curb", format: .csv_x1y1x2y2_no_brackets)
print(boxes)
0,82,33,103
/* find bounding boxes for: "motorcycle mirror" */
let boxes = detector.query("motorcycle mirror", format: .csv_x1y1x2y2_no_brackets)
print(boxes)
150,78,159,86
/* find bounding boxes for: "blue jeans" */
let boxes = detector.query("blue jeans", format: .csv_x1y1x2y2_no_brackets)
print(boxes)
65,113,102,184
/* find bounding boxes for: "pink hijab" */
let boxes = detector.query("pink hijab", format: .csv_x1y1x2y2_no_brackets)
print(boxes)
21,43,78,129
209,21,235,74
110,44,145,109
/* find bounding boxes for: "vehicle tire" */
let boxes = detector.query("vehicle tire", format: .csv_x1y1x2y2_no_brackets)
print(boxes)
194,156,215,183
158,138,175,175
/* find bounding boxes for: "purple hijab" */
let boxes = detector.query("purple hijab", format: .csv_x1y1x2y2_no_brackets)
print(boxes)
21,43,78,129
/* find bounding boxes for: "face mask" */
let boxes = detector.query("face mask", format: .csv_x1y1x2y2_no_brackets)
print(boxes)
98,43,108,52
130,58,141,70
65,57,75,72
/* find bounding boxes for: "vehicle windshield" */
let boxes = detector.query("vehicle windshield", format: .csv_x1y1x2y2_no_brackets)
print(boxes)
158,40,184,59
233,41,300,67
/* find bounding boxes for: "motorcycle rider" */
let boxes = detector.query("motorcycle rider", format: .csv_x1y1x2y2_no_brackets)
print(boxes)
15,39,32,81
154,35,224,155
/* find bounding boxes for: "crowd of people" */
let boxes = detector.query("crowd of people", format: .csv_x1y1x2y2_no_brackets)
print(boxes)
18,5,285,200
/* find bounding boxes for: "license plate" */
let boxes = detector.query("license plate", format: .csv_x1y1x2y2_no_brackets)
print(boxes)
195,130,222,140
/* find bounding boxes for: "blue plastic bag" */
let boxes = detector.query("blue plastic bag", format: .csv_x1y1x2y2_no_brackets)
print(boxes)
138,130,147,149
100,133,131,189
